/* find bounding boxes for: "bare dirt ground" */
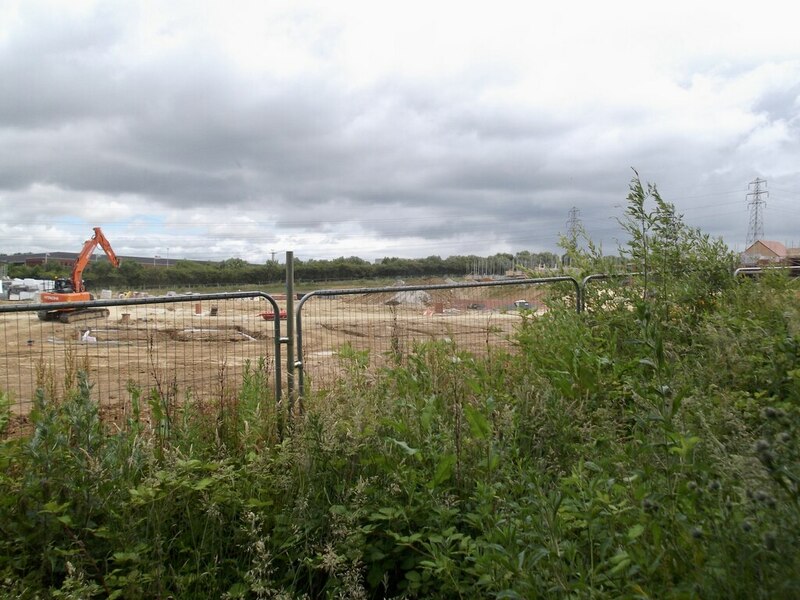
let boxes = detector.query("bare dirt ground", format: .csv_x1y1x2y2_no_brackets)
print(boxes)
1,282,552,432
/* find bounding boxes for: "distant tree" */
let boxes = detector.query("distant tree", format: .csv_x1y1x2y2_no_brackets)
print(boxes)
119,261,144,287
219,258,249,270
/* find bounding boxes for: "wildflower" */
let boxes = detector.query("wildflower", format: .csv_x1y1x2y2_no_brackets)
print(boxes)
320,543,342,574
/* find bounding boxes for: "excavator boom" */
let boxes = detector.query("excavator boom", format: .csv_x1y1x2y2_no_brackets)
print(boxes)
70,227,120,293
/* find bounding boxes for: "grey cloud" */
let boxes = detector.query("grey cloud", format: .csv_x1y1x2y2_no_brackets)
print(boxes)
1,4,799,261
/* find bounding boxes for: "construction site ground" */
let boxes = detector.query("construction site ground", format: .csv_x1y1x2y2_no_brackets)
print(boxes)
1,283,553,433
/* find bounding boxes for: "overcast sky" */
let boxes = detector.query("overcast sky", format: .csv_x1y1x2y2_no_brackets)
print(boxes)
1,0,798,263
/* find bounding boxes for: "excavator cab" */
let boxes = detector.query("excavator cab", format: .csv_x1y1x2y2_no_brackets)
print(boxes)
53,278,75,293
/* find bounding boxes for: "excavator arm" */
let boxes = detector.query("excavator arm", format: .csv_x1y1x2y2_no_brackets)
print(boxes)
39,226,121,322
70,227,121,293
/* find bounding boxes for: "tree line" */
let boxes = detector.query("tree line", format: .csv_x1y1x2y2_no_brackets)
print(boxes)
7,251,561,289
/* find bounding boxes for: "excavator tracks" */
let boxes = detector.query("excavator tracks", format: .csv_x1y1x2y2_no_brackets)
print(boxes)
37,308,111,323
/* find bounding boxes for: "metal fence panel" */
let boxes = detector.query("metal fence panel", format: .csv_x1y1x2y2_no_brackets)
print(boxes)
5,264,797,428
733,266,800,277
296,277,579,395
0,292,283,424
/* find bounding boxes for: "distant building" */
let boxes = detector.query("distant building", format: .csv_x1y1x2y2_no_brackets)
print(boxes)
0,252,208,268
741,240,800,266
0,252,78,267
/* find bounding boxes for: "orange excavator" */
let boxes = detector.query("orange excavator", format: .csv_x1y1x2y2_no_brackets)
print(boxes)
38,227,121,323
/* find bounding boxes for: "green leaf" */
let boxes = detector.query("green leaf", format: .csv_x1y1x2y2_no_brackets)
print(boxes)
41,501,70,516
627,524,645,540
638,358,657,369
583,461,602,472
226,582,248,598
388,437,419,456
113,552,140,563
609,550,632,575
192,477,216,491
464,404,490,439
244,498,273,509
405,570,421,582
431,453,456,487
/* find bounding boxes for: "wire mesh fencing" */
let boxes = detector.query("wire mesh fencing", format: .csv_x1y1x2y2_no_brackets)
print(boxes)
296,277,579,394
4,265,793,431
1,278,583,427
0,292,283,424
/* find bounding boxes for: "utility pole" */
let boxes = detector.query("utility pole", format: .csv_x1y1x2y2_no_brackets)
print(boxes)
746,177,768,247
285,250,295,418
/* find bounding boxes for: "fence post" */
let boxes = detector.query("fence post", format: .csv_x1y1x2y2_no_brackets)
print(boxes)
285,251,296,418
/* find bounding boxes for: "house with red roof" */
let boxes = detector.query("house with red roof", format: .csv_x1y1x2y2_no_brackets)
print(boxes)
741,240,800,266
